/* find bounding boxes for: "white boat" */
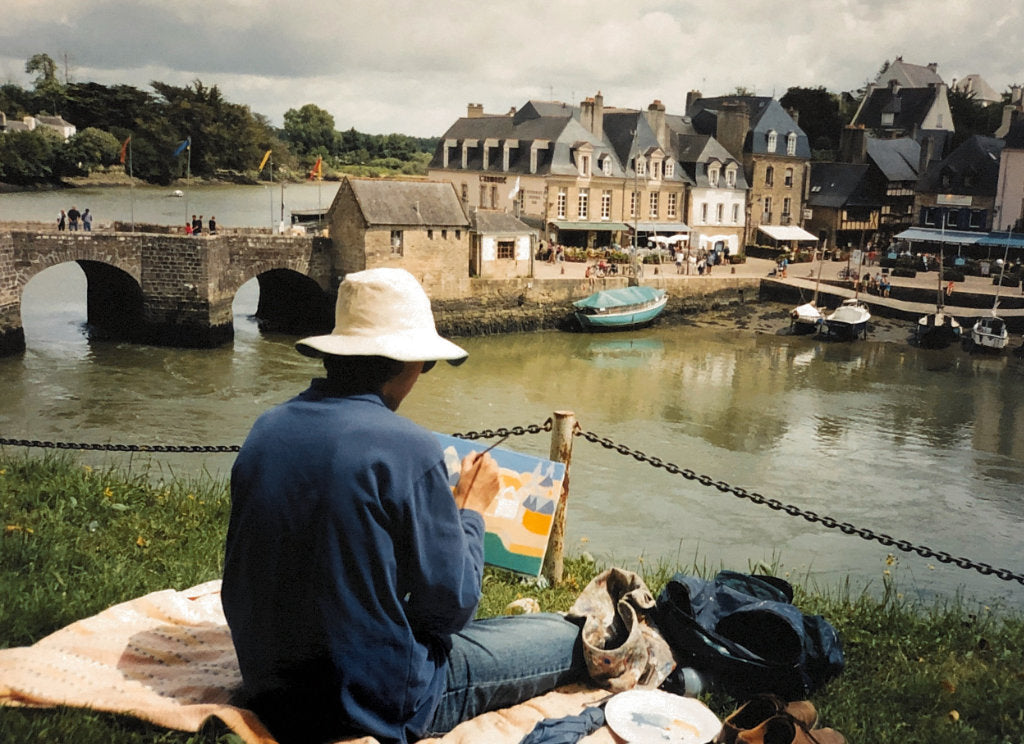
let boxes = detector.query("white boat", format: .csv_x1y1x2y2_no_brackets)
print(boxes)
824,298,871,339
790,242,824,333
969,245,1010,352
170,189,184,198
916,247,961,349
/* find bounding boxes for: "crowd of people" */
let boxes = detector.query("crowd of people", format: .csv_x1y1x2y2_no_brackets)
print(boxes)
56,206,92,231
184,214,217,235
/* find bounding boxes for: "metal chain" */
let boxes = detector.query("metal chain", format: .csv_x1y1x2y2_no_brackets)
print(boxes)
576,428,1024,586
4,423,1021,585
451,419,552,441
0,438,240,453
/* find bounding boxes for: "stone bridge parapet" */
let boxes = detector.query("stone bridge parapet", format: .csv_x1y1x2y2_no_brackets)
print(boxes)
0,229,335,356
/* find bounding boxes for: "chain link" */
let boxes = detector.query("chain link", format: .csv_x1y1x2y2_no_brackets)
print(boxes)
576,429,1024,586
0,438,240,453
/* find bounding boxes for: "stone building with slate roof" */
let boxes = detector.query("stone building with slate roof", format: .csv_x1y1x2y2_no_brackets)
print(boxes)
995,119,1024,231
428,93,691,252
686,93,812,249
850,79,954,161
804,162,878,251
326,177,471,299
915,135,1005,233
467,209,536,279
671,128,747,258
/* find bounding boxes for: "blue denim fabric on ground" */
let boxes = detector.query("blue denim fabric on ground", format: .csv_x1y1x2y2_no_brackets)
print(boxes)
425,613,587,736
518,706,605,744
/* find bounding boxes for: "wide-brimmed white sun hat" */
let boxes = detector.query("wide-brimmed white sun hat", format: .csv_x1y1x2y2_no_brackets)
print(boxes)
295,267,468,365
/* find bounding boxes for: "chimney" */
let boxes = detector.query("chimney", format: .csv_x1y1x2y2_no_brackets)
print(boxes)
507,106,516,117
1011,85,1023,106
919,135,935,176
593,91,604,141
580,96,594,133
927,62,938,73
888,79,901,95
716,101,749,161
467,103,484,118
686,90,702,112
645,99,667,149
839,125,867,164
787,107,800,127
996,105,1022,139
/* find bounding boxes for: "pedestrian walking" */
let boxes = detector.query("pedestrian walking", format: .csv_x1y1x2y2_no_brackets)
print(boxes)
81,209,93,232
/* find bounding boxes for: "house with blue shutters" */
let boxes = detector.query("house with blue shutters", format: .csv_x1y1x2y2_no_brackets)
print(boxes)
914,135,1004,233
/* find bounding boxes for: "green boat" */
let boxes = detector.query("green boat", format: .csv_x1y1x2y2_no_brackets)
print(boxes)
573,286,668,330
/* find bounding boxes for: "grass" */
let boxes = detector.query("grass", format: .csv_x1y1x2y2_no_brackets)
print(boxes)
1,452,1023,744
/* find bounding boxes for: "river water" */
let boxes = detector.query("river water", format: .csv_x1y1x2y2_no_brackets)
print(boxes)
3,186,1023,612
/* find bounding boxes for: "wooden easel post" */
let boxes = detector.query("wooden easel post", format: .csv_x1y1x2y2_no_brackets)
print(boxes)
542,410,575,585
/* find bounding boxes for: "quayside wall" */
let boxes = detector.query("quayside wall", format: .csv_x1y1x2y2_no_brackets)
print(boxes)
434,275,761,336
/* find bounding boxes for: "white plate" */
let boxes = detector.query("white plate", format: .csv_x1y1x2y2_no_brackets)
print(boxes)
603,689,721,744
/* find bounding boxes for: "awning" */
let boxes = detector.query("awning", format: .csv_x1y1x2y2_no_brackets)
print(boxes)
977,232,1024,248
896,227,983,244
757,225,818,241
631,221,691,233
550,220,630,231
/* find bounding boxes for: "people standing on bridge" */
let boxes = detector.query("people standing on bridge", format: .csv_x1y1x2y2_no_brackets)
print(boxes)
208,216,217,235
222,267,585,744
57,210,66,231
81,209,92,232
67,206,81,231
192,215,203,235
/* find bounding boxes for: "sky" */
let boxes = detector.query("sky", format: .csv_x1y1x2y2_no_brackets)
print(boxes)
2,0,1022,139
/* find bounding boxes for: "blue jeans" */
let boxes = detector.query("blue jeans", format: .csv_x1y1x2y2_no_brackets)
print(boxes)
425,613,586,736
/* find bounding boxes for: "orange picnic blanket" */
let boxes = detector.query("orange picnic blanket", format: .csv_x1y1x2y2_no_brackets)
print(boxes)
0,581,617,743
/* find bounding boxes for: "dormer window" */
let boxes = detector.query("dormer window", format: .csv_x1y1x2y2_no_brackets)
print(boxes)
725,165,737,188
580,154,591,177
600,155,612,176
665,160,674,178
636,157,647,177
767,130,778,152
786,132,797,156
708,164,720,187
881,112,895,127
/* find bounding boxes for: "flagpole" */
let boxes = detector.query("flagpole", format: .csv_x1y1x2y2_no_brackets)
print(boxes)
185,142,191,227
129,138,135,233
269,158,275,232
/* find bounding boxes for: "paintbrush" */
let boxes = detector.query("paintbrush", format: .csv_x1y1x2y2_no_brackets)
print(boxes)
458,434,510,509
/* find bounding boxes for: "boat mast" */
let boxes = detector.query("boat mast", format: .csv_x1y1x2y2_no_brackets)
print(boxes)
812,238,825,306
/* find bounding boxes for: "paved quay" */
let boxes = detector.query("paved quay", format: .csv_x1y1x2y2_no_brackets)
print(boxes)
532,254,1024,331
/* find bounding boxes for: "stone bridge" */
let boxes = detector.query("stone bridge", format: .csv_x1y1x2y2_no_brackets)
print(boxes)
0,229,338,356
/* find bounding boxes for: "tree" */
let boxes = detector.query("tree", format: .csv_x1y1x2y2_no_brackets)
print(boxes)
56,127,121,176
25,53,64,113
947,89,1006,148
0,128,61,185
779,86,847,158
283,103,335,155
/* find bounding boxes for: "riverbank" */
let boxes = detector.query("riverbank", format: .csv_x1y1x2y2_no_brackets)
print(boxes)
0,452,1020,744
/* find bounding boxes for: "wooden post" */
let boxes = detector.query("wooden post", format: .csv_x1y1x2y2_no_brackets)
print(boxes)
542,410,575,585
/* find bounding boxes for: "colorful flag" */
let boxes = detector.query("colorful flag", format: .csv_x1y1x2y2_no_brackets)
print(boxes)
119,136,131,164
258,149,272,173
308,156,322,180
172,137,191,157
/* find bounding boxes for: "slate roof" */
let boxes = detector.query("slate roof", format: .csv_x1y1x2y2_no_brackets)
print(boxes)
346,179,468,227
672,133,746,189
808,163,873,208
952,74,1002,105
685,95,812,158
431,99,687,182
874,58,944,88
1004,119,1024,149
865,137,920,182
468,210,535,235
854,86,941,131
917,135,1005,196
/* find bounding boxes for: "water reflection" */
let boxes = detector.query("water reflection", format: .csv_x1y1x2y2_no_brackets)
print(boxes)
4,262,1024,610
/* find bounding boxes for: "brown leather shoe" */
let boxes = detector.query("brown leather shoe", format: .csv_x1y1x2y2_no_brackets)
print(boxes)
713,695,819,744
736,715,846,744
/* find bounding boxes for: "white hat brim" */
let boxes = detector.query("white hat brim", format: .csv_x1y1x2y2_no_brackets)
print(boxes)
296,328,468,365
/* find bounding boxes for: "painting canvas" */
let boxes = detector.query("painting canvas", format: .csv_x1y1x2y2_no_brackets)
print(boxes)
434,433,565,576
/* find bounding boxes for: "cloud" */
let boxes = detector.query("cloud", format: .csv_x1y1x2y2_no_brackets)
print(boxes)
1,0,1022,137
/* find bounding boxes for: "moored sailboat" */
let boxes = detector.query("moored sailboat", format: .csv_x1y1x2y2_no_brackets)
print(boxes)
969,246,1010,352
790,242,825,333
916,246,961,349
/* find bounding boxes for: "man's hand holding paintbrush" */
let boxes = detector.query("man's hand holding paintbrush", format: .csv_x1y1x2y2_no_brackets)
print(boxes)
453,436,507,513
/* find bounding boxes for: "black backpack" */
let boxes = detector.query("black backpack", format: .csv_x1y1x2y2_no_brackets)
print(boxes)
655,571,844,700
